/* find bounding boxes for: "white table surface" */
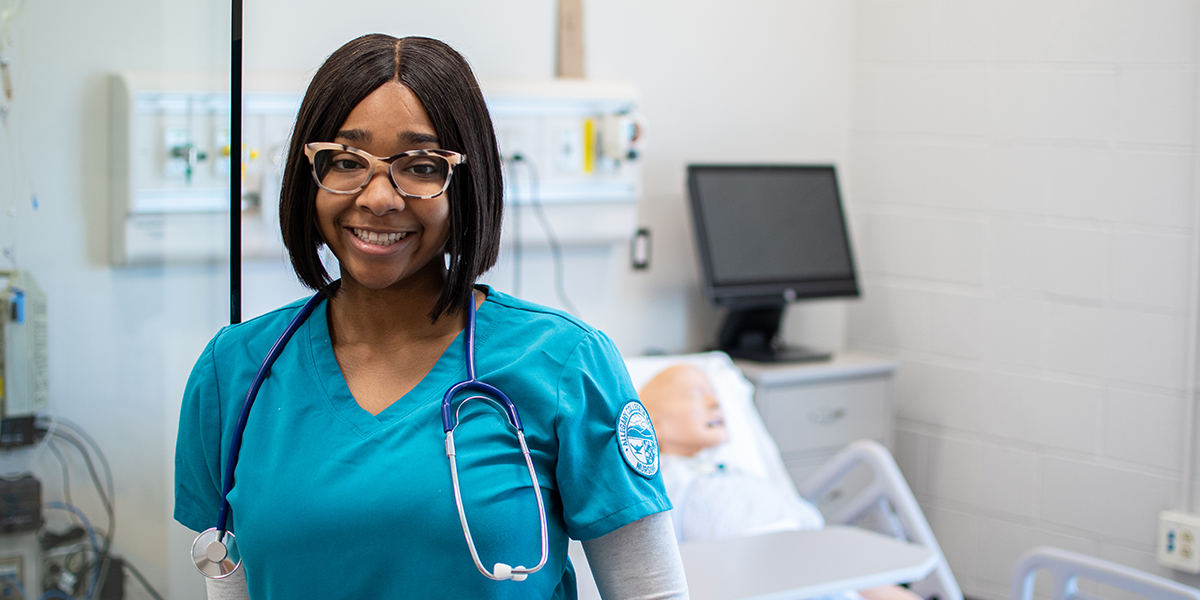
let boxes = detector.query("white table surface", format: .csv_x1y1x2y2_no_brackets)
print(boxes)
571,525,937,600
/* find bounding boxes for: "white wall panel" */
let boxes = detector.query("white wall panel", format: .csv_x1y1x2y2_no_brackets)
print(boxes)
894,361,984,431
894,427,932,497
976,443,1041,518
992,70,1114,142
1041,458,1176,544
1103,309,1189,388
991,222,1109,300
984,296,1044,367
854,69,993,136
1105,151,1194,227
927,437,979,505
854,140,992,209
992,0,1123,63
1116,70,1197,146
1110,0,1198,63
847,284,929,350
1042,303,1110,378
1110,231,1191,309
927,293,984,359
850,1,1200,594
1105,388,1187,470
980,372,1102,453
860,213,986,283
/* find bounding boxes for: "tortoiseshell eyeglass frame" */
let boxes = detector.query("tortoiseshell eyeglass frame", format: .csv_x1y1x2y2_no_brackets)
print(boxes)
303,142,467,199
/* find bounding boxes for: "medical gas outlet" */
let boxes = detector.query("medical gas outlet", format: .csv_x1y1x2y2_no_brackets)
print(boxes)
108,72,300,265
1158,510,1200,573
483,79,643,248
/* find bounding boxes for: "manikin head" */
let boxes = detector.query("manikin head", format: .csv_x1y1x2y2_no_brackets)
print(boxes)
639,365,729,457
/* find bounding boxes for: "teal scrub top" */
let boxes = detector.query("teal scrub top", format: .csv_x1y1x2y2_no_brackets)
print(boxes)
174,287,671,599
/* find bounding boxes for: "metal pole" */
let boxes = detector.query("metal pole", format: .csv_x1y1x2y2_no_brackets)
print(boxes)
230,0,242,324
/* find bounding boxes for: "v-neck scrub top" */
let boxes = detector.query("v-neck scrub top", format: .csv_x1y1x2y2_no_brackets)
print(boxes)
174,288,671,599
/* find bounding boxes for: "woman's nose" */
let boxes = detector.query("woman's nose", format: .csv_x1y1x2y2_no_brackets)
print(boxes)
355,169,405,215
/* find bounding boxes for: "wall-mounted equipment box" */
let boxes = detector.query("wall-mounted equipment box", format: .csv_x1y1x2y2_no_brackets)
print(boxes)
108,75,644,263
0,271,47,418
483,79,643,247
108,72,301,266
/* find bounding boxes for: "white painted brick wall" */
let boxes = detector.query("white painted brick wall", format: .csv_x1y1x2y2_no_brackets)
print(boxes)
848,0,1200,596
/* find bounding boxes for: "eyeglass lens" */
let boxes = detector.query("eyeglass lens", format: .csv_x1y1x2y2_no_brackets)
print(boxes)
312,149,451,196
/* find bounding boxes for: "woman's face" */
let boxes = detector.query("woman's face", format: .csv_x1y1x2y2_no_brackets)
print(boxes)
315,81,451,292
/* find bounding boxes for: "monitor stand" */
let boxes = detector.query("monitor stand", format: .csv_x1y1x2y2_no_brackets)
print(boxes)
717,305,832,363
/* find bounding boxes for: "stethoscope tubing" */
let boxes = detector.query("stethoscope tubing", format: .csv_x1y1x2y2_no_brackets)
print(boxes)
446,405,549,580
441,297,522,432
440,296,548,579
215,289,328,537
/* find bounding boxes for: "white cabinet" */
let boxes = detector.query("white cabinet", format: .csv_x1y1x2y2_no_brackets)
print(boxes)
735,354,898,499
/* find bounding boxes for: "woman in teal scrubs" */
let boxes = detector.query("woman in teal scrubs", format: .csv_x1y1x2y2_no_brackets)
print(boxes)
174,35,688,599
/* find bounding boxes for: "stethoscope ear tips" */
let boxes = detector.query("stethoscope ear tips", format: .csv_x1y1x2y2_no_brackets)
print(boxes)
492,563,528,581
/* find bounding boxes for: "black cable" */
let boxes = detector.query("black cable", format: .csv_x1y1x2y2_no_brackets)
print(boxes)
123,559,166,600
513,157,579,316
505,156,522,296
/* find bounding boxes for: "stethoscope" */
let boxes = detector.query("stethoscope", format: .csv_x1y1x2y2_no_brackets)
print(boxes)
191,286,550,582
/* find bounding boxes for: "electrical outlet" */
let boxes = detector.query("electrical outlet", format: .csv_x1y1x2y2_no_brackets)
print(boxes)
1158,510,1200,573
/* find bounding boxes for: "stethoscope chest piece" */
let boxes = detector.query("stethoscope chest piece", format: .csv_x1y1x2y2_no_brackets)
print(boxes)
192,527,242,578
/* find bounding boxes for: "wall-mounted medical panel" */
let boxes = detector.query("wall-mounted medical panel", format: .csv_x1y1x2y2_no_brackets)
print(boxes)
108,73,300,266
483,79,642,246
109,76,642,265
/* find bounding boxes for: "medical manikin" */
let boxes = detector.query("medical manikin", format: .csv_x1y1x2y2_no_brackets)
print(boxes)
639,365,921,600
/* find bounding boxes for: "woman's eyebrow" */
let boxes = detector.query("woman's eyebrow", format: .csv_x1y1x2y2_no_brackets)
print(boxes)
335,128,370,143
334,129,438,146
399,131,439,145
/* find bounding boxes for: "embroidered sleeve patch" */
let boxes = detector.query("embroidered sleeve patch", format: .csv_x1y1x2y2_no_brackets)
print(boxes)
617,401,659,478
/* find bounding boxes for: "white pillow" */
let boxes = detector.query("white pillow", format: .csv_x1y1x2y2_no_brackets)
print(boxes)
624,351,789,485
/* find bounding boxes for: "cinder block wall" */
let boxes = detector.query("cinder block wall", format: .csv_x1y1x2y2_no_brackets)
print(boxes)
846,1,1200,598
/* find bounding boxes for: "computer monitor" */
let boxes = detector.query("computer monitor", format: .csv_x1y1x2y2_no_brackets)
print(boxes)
686,164,859,362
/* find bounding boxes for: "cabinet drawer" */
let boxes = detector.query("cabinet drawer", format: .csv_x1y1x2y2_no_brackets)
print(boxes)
758,378,889,454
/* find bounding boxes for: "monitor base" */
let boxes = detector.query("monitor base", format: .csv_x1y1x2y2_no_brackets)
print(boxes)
717,305,833,363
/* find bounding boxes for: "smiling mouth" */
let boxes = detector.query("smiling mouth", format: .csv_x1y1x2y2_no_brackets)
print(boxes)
352,228,409,247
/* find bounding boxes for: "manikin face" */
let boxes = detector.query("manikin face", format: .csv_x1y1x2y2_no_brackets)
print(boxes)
639,365,728,457
315,82,452,291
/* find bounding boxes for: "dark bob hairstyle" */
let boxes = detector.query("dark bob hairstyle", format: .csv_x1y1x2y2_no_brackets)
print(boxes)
279,34,504,321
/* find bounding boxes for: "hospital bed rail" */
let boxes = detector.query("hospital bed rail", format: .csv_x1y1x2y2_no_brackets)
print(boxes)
800,439,963,600
1010,546,1200,600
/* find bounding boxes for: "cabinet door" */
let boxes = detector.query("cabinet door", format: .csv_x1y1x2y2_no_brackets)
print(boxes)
758,377,890,454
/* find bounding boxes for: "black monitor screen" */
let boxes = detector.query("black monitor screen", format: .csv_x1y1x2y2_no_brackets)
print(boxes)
688,165,858,306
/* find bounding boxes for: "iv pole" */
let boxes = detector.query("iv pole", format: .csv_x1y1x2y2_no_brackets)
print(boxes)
230,0,242,324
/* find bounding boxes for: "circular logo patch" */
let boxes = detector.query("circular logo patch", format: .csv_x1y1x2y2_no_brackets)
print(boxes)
617,401,659,478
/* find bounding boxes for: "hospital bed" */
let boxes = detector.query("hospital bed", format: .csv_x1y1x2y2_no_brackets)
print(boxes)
570,352,961,600
1010,546,1200,600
